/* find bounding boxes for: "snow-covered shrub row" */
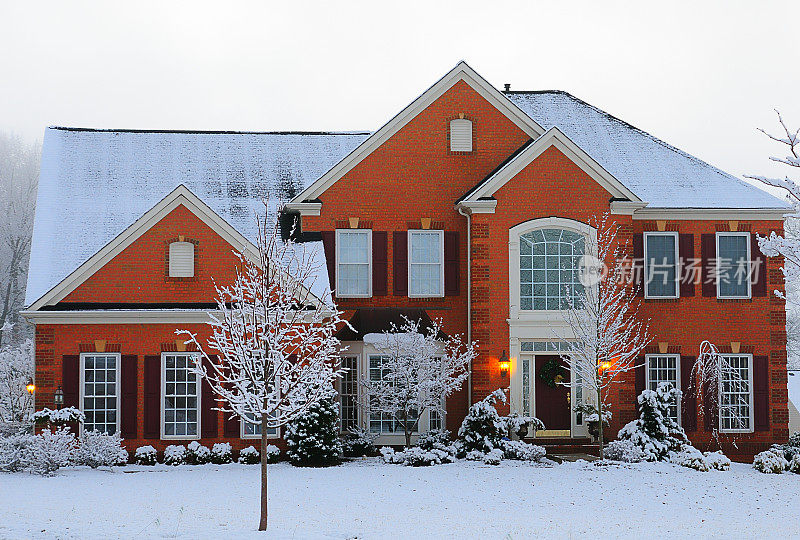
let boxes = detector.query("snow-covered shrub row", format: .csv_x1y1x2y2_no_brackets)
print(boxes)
380,445,456,467
186,441,211,465
285,399,342,467
32,407,85,425
75,430,128,468
617,384,687,462
164,444,187,465
483,448,504,466
670,446,709,472
501,440,546,462
237,444,281,464
0,432,34,472
341,426,378,458
134,445,158,465
25,426,77,475
211,442,233,464
604,439,647,463
753,449,788,474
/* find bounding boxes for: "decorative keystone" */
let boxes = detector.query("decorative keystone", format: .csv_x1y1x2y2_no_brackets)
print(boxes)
348,217,359,229
658,341,669,354
94,339,106,353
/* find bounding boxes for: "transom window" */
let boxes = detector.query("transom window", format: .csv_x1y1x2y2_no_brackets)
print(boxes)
716,232,751,299
646,354,680,423
644,232,679,298
719,354,753,433
336,229,372,297
162,353,200,439
80,354,120,435
519,228,585,310
408,230,444,297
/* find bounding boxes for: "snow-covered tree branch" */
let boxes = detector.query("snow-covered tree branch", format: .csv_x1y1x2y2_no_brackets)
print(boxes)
0,339,34,428
692,340,752,437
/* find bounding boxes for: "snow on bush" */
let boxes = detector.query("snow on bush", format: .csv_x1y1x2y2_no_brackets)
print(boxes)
702,451,731,471
504,411,545,438
465,450,486,462
788,453,800,474
75,430,127,468
753,449,788,474
25,426,77,475
341,426,378,458
0,432,34,472
134,445,158,466
604,439,647,463
380,447,403,464
211,442,233,464
285,398,342,467
500,440,545,462
670,446,709,472
483,448,504,466
617,384,688,462
186,441,211,465
399,446,456,467
0,339,34,426
32,406,85,425
164,445,186,466
458,389,509,454
238,445,260,464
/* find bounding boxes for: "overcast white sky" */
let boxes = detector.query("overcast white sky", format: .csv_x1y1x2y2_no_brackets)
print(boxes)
1,0,798,183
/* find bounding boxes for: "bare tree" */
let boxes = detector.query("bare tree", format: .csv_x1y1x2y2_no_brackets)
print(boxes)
557,214,652,459
0,339,34,428
178,207,347,532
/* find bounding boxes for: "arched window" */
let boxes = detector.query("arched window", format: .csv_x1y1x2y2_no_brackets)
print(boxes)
519,228,585,310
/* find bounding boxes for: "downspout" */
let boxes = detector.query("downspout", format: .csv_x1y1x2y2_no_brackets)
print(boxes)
457,205,472,412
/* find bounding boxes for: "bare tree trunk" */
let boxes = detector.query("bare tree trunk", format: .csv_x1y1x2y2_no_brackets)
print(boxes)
404,410,411,448
259,411,268,531
597,387,604,460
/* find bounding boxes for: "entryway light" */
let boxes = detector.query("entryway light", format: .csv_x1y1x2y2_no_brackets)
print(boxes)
499,350,510,378
26,379,35,394
54,386,64,409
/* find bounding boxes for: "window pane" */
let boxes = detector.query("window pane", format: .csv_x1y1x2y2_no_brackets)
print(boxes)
645,234,677,297
337,231,370,296
519,229,584,310
163,354,199,438
718,234,749,298
409,232,443,296
720,355,751,431
82,355,119,435
340,356,359,431
647,355,679,423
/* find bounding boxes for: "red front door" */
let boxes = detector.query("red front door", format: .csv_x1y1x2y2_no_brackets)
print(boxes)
534,355,571,432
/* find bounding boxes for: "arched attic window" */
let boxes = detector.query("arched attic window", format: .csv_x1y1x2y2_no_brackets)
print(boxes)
449,118,473,152
169,241,195,278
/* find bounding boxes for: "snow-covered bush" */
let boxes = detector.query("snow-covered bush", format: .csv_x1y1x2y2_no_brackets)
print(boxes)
341,426,379,458
33,406,85,426
483,448,504,466
164,445,186,465
465,450,486,461
753,449,788,474
380,443,456,467
604,439,647,463
458,389,508,454
504,411,544,438
500,440,545,462
211,442,233,464
617,384,688,461
0,432,34,472
380,446,401,463
788,453,800,474
418,429,450,450
285,399,342,467
671,446,709,472
185,441,211,465
238,445,260,464
0,339,35,426
75,430,127,468
703,451,731,471
134,445,158,465
25,426,77,475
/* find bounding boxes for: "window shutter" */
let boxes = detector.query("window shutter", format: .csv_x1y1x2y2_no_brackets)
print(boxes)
753,355,769,431
751,234,767,297
702,376,718,432
372,231,388,296
143,355,161,439
223,412,240,438
679,234,695,297
449,119,473,152
62,355,80,434
320,231,336,293
121,355,138,439
444,231,460,296
634,358,645,413
632,234,644,297
393,231,408,296
701,234,716,297
169,241,194,278
201,355,218,438
680,356,697,432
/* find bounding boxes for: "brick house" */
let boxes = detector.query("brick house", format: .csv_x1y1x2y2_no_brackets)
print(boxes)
24,62,790,459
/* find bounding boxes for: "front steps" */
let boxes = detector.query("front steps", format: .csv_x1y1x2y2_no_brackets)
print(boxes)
524,437,600,457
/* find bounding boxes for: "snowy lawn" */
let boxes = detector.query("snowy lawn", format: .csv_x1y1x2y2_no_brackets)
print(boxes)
1,458,798,539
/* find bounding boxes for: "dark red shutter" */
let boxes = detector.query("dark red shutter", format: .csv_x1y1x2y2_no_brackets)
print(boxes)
679,234,695,298
372,231,388,296
701,233,716,297
201,355,218,438
703,376,718,432
224,412,240,438
634,358,645,414
753,355,769,431
321,231,336,293
632,234,644,297
393,231,408,296
62,355,80,434
751,234,767,297
143,355,161,439
444,231,460,296
120,355,138,439
680,356,697,432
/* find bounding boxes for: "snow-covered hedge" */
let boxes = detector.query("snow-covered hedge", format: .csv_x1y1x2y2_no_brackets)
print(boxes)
25,426,77,475
500,440,545,462
604,439,647,463
617,384,688,462
238,445,260,464
341,426,379,457
33,407,85,425
380,443,457,467
75,430,128,468
704,451,731,471
186,441,211,465
482,448,504,466
670,446,709,472
754,449,788,474
211,442,233,464
134,445,157,465
0,432,35,472
164,445,186,465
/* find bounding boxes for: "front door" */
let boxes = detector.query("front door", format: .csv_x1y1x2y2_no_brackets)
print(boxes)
534,355,571,436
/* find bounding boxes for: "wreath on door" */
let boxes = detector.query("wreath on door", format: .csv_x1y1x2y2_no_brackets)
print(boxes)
538,357,567,389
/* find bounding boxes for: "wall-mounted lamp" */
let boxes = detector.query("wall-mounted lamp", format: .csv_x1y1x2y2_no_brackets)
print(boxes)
26,379,36,395
499,350,510,378
54,386,64,409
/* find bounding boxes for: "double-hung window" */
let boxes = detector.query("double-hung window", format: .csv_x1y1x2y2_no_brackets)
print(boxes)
408,230,444,297
162,353,200,439
645,354,680,424
336,229,371,297
80,353,120,435
716,232,751,299
719,354,754,433
242,413,278,438
644,232,679,298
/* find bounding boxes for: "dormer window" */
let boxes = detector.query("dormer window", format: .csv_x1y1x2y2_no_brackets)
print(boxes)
169,241,195,277
449,118,473,152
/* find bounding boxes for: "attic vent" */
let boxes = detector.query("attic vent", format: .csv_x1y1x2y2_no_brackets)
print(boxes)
169,241,195,277
449,119,473,152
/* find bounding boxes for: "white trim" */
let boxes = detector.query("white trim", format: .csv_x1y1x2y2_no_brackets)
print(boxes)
631,208,789,221
21,310,217,324
284,201,322,216
335,229,373,298
718,353,755,434
715,231,752,300
643,231,680,300
644,353,682,426
407,229,445,298
168,241,195,278
462,127,641,203
79,352,121,435
160,352,201,441
455,200,497,214
449,118,473,152
610,200,648,215
291,61,544,204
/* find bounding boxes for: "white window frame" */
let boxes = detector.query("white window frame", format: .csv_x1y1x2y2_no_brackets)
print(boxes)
241,412,279,440
644,231,680,299
79,352,121,435
718,353,755,434
644,354,681,425
168,241,195,278
407,229,445,298
335,229,372,298
715,232,752,300
160,352,201,440
338,355,359,433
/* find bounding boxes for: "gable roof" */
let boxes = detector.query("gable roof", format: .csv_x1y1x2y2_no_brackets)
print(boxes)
289,61,545,204
26,127,369,307
501,91,789,210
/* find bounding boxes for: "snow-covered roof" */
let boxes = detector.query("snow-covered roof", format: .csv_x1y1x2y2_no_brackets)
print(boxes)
504,91,789,210
26,127,370,306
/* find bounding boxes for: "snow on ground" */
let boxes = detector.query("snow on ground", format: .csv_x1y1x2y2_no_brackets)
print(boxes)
1,458,798,539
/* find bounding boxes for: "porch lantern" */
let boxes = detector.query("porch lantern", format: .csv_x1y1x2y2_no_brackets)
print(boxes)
499,350,510,378
26,379,35,395
53,386,64,409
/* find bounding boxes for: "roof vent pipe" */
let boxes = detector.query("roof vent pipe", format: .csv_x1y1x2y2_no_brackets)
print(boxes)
504,83,510,92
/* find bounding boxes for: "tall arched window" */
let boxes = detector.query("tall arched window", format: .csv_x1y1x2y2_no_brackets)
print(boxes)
519,228,585,310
